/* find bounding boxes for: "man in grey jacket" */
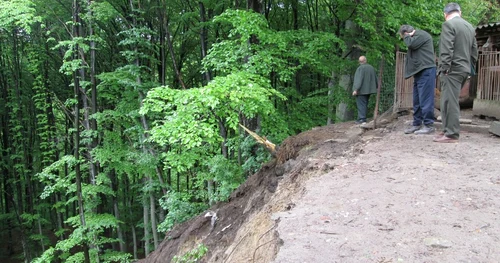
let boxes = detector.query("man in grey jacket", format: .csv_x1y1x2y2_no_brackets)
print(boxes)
352,56,377,124
399,25,437,135
434,2,478,143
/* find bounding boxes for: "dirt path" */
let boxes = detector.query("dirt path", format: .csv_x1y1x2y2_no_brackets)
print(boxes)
273,123,500,262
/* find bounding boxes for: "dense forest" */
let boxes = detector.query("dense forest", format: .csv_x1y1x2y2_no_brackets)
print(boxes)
0,0,498,262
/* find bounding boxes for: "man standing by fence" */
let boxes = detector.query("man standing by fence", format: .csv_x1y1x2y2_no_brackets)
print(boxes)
434,2,478,143
399,24,437,135
352,56,377,124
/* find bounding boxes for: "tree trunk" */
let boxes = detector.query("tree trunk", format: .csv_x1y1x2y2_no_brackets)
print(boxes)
149,181,159,249
327,71,336,125
199,1,212,84
132,224,138,259
55,193,65,240
128,190,138,259
158,0,166,86
111,169,126,252
247,0,261,12
87,0,99,186
37,217,45,252
73,0,90,262
164,18,186,89
142,183,151,256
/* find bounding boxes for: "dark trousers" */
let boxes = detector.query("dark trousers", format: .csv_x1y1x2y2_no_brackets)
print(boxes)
412,67,436,126
356,94,370,122
440,72,468,139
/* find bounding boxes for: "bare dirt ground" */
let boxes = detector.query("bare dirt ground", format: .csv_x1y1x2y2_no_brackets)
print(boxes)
273,117,500,263
140,113,500,263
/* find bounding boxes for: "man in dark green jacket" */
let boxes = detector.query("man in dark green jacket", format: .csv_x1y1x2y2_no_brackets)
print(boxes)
434,2,478,143
399,25,437,135
352,56,377,124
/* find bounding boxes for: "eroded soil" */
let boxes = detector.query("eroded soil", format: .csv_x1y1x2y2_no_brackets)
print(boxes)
140,116,500,263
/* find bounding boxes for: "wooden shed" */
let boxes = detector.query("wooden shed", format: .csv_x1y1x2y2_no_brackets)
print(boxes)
474,22,500,119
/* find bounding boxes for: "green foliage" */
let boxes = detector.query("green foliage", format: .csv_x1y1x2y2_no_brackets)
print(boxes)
158,191,208,233
53,37,90,75
199,155,245,202
33,213,125,263
118,26,157,63
0,0,41,33
460,0,500,25
100,250,133,263
172,244,208,263
32,247,56,263
205,9,345,80
141,71,285,174
36,155,77,199
89,1,123,23
239,136,272,175
281,88,332,133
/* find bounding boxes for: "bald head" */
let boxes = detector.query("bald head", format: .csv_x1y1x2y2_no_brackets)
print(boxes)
359,56,367,64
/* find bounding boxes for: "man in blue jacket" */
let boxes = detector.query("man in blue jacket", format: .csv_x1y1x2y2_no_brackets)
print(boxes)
399,24,437,135
352,56,377,124
434,2,478,143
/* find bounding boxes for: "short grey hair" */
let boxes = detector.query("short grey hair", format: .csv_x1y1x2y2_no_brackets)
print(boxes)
444,3,461,14
399,25,414,35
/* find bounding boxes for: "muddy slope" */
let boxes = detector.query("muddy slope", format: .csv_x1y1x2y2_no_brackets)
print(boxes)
137,122,367,263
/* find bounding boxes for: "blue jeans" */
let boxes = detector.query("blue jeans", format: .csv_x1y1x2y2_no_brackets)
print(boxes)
412,67,436,126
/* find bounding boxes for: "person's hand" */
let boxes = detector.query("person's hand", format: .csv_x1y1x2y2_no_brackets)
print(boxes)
439,70,449,76
352,91,357,96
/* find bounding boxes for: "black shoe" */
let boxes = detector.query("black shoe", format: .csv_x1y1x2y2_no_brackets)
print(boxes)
414,125,435,135
404,125,421,134
355,120,366,124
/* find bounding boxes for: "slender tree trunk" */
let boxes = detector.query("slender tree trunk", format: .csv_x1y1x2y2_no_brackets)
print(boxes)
167,167,171,187
85,5,102,259
1,163,14,256
37,217,45,251
291,0,301,95
306,0,314,31
158,0,166,86
327,71,336,125
55,193,65,240
199,1,212,84
177,172,180,192
142,181,151,255
87,0,99,186
164,18,186,89
131,222,138,259
247,0,261,12
73,0,90,262
149,179,159,249
125,174,138,259
111,169,126,252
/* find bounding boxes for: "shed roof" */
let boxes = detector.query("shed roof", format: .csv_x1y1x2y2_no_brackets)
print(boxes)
476,22,500,30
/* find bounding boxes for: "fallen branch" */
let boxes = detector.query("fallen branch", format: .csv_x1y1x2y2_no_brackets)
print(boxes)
239,124,277,156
